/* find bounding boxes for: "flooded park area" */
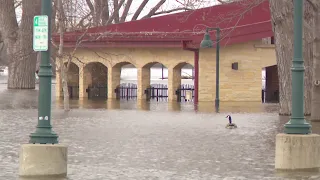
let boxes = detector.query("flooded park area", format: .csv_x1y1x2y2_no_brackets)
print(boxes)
0,76,320,180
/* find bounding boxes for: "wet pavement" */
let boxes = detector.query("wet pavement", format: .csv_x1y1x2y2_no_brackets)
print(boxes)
0,76,320,180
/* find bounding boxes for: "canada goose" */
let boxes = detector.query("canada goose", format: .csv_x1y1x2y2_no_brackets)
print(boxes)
225,115,237,129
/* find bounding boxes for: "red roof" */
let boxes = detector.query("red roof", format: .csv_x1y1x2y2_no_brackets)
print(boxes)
53,0,272,48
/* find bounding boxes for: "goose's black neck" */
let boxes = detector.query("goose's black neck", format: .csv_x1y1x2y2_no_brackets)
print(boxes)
228,116,232,124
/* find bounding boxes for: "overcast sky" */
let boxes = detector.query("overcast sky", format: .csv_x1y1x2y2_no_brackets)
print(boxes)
129,0,221,18
15,0,222,22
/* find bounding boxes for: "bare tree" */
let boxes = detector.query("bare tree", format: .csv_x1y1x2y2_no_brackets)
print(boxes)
83,0,210,26
306,0,320,120
56,0,70,111
270,0,314,116
0,0,41,89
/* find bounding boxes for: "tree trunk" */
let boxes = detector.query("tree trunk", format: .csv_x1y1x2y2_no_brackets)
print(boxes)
269,0,313,116
113,0,120,23
0,33,8,65
58,0,70,111
0,0,41,89
311,8,320,120
59,58,70,111
101,0,110,25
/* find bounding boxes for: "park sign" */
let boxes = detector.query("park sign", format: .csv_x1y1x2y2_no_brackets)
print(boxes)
33,15,49,51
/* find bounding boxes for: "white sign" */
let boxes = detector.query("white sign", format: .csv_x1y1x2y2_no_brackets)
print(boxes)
33,15,49,51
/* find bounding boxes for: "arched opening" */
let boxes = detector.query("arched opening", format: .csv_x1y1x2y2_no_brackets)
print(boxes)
111,62,137,100
141,62,168,101
262,65,279,103
60,62,79,99
173,62,194,102
84,62,108,99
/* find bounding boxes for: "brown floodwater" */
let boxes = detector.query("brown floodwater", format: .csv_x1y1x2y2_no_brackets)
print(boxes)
0,77,319,180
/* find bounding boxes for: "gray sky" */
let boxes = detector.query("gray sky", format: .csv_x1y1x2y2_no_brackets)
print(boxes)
15,0,222,23
130,0,221,18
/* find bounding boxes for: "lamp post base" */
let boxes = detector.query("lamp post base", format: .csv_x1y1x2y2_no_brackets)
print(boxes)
284,121,311,134
29,132,59,144
19,144,68,177
275,133,320,171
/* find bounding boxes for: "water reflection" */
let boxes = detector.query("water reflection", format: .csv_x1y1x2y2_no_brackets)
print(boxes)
54,98,279,114
0,82,280,114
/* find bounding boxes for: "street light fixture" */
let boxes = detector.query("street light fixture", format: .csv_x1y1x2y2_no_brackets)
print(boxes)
200,27,221,112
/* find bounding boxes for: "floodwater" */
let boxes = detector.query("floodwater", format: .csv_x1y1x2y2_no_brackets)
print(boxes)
0,76,320,180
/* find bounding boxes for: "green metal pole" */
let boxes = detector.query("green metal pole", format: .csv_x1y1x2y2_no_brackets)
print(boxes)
215,29,220,112
29,0,59,144
284,0,311,134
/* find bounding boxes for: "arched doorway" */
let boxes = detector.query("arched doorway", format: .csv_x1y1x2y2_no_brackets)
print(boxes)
172,62,194,102
84,62,108,99
59,62,79,99
111,62,137,100
141,62,168,101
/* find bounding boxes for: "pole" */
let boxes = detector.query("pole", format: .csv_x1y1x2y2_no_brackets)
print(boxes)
161,64,164,80
284,0,311,134
215,29,220,112
200,27,220,112
194,49,199,105
29,0,59,144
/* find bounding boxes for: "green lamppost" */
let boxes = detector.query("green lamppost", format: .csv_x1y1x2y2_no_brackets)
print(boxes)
200,27,221,112
29,0,59,144
284,0,311,134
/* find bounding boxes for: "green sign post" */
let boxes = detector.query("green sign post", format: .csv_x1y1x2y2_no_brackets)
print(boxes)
30,1,58,144
33,15,49,52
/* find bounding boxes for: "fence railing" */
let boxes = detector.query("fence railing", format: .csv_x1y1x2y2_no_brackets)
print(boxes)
145,84,169,101
144,84,195,102
176,84,195,102
86,85,108,99
65,85,79,98
115,83,137,100
69,85,272,104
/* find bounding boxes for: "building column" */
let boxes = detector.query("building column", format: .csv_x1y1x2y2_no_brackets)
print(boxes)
107,67,121,99
168,67,181,101
168,101,181,111
55,70,62,97
79,65,91,98
137,99,150,110
107,99,120,109
137,67,150,100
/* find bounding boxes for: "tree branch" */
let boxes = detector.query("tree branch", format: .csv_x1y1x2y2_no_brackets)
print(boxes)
306,0,318,10
120,0,133,23
142,0,167,19
86,0,94,12
217,0,227,4
113,0,120,23
131,0,149,21
105,0,126,25
101,0,110,25
143,7,192,18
